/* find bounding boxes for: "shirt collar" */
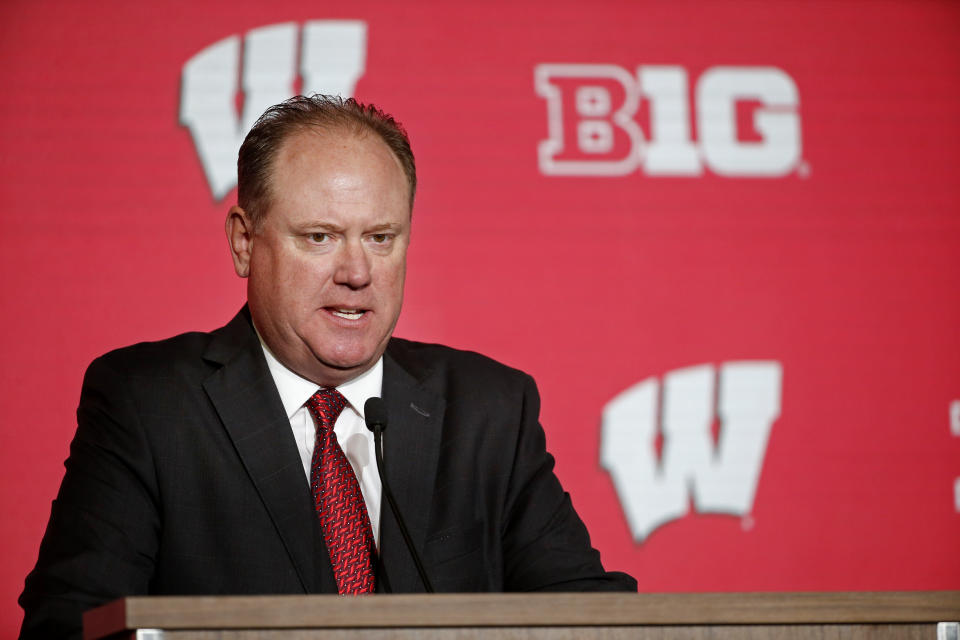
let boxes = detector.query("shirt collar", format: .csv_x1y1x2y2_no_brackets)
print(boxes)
257,334,384,421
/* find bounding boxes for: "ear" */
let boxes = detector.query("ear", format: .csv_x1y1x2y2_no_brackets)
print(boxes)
226,205,254,278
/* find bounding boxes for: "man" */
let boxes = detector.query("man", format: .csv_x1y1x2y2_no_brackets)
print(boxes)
19,95,636,639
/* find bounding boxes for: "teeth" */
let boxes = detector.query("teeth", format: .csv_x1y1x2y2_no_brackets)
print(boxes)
332,309,363,320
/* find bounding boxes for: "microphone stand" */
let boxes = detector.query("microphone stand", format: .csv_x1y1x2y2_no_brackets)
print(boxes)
366,399,435,593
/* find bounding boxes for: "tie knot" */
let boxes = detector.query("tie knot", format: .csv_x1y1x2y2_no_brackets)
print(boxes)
306,388,348,431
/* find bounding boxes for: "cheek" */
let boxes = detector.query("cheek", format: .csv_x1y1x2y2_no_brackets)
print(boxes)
275,253,326,287
254,260,320,316
383,251,407,287
381,265,406,303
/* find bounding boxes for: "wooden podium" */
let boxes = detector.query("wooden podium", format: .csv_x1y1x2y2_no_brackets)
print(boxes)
84,591,960,640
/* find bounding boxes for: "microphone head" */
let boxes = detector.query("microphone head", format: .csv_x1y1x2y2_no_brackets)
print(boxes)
364,397,388,433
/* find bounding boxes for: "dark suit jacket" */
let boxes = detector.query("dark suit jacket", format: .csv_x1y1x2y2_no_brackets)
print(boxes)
19,309,635,639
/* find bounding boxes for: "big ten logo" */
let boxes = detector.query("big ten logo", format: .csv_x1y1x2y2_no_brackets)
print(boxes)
534,64,804,178
180,21,367,200
601,362,782,542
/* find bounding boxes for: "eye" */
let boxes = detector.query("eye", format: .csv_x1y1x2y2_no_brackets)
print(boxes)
370,233,390,243
309,232,329,243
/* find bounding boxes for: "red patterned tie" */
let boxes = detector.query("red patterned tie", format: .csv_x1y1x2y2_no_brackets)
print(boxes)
306,388,376,594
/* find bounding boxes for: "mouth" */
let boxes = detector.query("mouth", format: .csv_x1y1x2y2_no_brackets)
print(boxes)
328,308,367,321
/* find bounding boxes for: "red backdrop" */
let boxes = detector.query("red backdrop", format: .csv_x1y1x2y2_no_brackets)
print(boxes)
2,0,959,634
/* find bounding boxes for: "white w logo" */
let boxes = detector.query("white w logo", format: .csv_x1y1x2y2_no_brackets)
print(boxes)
179,20,368,200
601,362,782,541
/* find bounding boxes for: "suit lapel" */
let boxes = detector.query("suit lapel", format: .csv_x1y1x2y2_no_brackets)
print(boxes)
201,309,335,594
378,340,445,592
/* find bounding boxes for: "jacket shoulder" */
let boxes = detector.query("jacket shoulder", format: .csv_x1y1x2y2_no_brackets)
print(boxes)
388,337,530,380
88,330,214,379
85,310,252,381
385,337,535,404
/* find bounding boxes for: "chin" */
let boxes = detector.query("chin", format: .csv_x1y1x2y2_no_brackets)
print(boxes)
316,349,378,374
307,332,389,376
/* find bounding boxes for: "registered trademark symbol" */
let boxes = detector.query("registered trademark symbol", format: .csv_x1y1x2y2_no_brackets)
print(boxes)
797,161,811,178
741,514,755,531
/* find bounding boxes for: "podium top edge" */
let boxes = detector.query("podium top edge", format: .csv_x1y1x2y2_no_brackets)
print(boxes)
83,591,960,639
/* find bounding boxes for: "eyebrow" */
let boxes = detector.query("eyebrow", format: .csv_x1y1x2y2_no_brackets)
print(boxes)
365,222,405,233
295,221,405,234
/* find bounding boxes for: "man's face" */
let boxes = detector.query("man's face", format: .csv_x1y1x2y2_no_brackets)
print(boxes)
228,127,411,387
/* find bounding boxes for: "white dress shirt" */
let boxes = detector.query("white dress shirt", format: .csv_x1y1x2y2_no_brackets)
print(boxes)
258,338,383,547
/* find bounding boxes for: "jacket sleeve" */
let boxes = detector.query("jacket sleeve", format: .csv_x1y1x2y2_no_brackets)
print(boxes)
501,373,637,592
19,356,161,640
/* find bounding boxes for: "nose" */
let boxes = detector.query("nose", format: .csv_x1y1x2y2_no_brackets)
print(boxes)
333,239,372,289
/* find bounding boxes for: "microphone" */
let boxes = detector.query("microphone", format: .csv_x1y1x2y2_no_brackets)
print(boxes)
364,397,435,593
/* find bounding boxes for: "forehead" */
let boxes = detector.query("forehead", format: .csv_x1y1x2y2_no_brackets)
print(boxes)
275,126,407,192
264,126,411,223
